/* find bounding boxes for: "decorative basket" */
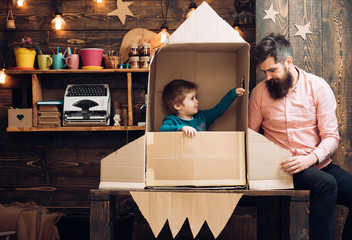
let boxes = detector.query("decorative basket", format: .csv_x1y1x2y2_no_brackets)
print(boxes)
103,56,122,69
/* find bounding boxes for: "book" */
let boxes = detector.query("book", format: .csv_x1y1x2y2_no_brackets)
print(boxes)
38,105,60,112
37,100,63,105
38,117,61,123
38,111,61,118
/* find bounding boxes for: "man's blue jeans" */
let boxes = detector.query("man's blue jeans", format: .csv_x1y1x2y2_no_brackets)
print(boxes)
293,163,352,240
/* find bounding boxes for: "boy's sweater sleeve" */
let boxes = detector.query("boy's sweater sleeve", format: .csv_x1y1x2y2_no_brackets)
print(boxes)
159,115,184,132
203,88,238,126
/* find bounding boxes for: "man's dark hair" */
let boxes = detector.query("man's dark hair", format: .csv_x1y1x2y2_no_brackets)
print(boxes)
254,33,293,64
162,79,198,114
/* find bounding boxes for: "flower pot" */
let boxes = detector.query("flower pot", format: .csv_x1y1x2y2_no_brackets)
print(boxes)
14,48,36,69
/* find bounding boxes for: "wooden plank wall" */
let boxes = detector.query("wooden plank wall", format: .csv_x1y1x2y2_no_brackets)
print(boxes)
0,0,255,214
256,0,352,239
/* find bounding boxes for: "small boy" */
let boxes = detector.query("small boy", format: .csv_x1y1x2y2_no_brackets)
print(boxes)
159,79,245,137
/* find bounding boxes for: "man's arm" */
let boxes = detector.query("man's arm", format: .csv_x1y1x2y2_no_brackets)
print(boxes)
248,86,263,132
311,81,339,164
281,79,339,174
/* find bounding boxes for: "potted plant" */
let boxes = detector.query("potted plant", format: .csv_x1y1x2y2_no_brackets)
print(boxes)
14,36,37,69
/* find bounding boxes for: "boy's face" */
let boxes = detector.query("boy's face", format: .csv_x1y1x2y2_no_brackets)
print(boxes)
174,89,199,119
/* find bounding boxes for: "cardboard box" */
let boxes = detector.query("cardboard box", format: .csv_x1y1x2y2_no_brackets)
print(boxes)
143,0,250,188
146,132,246,187
8,108,33,128
100,2,293,238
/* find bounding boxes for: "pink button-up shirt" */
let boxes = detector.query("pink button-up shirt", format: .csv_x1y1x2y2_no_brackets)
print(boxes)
248,67,339,169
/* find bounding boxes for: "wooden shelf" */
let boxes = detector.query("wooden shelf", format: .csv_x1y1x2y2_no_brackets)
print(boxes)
6,69,148,132
7,125,146,132
5,69,149,74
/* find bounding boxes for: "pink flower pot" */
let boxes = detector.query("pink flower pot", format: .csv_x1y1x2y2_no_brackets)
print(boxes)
80,48,104,67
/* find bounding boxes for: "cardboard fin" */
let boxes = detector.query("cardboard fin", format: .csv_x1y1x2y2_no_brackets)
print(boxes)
131,191,243,238
99,135,145,189
247,129,294,190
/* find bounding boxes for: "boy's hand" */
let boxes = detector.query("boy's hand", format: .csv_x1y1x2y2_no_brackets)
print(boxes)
181,126,197,137
236,88,245,96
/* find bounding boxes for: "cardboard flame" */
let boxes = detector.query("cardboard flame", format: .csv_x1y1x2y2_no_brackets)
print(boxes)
131,191,242,238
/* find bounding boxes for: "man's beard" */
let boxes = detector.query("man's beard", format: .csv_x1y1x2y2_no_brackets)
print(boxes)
266,69,293,100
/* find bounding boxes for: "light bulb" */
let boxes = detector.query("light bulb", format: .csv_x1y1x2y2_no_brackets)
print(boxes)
0,69,6,84
96,0,102,2
186,8,196,19
16,0,24,6
51,14,66,30
158,28,170,45
186,1,197,19
0,63,7,84
186,2,197,19
234,26,244,38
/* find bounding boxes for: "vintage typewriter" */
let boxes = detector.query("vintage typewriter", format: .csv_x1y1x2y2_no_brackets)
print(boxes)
63,84,111,126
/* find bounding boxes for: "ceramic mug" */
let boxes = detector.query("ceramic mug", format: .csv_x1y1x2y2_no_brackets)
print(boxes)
65,54,79,69
52,54,66,69
38,55,53,70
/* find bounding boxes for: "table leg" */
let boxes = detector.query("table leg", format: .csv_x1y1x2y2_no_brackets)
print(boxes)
289,196,309,239
90,190,116,240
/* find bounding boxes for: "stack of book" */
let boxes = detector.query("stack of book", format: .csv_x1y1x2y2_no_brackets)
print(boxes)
37,101,63,127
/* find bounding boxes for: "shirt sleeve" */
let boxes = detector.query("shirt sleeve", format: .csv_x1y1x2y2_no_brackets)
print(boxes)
159,115,183,132
203,88,238,127
312,81,340,163
248,85,263,132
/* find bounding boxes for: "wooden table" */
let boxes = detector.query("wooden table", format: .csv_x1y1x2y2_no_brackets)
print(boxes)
90,189,310,240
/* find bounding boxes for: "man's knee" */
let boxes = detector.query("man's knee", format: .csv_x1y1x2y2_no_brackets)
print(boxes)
315,174,337,196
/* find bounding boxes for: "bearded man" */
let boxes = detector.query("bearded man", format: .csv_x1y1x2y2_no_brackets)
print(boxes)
248,33,352,240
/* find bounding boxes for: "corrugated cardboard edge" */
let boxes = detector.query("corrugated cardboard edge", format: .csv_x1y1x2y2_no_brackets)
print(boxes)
99,135,146,190
247,129,294,190
131,191,243,238
99,182,145,190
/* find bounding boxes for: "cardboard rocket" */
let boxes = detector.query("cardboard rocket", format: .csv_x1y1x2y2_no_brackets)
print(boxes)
99,2,293,238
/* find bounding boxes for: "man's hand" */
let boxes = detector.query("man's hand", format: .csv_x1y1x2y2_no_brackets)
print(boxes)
281,154,318,174
181,126,197,137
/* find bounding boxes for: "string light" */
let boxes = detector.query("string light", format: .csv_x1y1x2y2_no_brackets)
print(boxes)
157,22,170,45
186,1,197,19
15,0,24,7
233,16,244,38
51,8,66,31
0,62,7,84
2,0,10,84
158,0,170,45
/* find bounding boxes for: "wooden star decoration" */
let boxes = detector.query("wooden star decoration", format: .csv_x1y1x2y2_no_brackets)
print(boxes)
294,22,312,40
263,3,279,23
107,0,134,25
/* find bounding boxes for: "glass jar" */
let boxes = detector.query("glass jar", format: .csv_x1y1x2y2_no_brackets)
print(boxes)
128,43,139,57
139,56,150,69
129,56,140,69
139,43,151,56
